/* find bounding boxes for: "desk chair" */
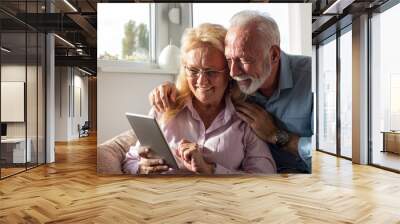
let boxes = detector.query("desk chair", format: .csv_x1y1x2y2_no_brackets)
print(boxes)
78,121,90,138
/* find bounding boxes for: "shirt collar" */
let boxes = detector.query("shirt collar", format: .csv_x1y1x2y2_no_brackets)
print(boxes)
223,94,236,123
185,97,200,121
278,50,294,91
251,50,293,102
184,94,236,125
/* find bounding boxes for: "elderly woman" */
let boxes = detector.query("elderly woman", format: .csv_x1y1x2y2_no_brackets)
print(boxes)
123,23,276,175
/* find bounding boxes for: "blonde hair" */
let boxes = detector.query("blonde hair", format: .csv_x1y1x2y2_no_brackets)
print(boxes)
161,23,245,123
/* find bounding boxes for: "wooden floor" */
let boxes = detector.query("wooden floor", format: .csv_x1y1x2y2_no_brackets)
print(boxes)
1,135,400,223
1,167,26,178
1,162,45,178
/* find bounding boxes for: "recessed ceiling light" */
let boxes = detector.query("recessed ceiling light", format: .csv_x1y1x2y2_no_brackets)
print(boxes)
63,0,78,12
54,34,75,48
323,0,354,15
78,67,93,76
1,47,11,53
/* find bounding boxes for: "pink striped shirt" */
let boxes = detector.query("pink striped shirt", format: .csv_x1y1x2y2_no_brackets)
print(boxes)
123,96,276,174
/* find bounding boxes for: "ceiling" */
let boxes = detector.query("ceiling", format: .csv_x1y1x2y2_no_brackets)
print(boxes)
0,0,99,74
0,0,394,74
311,0,391,44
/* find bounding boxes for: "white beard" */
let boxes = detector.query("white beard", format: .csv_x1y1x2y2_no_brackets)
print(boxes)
232,54,272,95
233,72,268,95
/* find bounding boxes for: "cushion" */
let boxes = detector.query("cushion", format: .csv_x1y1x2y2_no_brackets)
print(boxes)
97,130,137,174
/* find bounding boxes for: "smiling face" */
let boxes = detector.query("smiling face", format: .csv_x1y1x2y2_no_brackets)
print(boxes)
225,25,274,95
184,45,228,106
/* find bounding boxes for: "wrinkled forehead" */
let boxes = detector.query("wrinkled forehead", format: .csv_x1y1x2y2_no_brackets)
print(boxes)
225,27,264,57
226,28,246,47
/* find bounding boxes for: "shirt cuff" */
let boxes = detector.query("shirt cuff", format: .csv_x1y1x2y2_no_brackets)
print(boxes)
214,163,234,174
297,137,312,164
122,145,140,174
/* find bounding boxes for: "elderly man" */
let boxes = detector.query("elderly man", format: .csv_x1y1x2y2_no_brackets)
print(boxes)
150,10,313,173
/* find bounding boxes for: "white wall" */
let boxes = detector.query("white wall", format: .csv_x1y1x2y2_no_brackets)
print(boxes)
192,3,311,57
97,66,175,145
55,67,89,141
1,64,46,163
289,3,312,57
1,82,24,122
55,67,69,141
1,65,37,138
72,73,89,138
1,66,26,128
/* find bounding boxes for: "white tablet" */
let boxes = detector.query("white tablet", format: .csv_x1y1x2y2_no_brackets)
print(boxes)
125,112,179,169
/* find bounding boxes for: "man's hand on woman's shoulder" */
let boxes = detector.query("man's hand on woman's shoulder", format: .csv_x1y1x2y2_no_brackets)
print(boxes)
149,81,177,113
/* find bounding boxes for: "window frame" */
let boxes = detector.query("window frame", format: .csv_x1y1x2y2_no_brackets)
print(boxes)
315,22,353,161
338,25,353,159
368,0,400,173
0,1,47,179
97,3,160,72
316,34,338,156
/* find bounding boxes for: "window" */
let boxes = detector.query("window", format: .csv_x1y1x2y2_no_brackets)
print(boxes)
339,28,352,158
97,3,151,62
316,28,352,159
390,75,400,130
371,2,400,171
317,37,337,154
0,2,46,179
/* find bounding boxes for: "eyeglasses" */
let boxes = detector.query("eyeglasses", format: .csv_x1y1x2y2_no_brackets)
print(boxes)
184,66,226,79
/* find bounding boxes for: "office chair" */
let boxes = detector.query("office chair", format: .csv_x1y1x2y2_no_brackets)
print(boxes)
79,121,90,138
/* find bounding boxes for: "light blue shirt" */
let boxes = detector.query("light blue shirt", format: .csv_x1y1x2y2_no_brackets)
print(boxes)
247,51,313,173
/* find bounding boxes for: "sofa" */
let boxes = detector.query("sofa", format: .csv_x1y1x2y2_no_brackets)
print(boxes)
97,130,137,174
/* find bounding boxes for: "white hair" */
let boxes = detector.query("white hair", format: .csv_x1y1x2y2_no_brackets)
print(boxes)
229,10,280,48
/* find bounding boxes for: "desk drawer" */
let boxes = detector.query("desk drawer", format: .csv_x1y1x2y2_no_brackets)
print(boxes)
384,133,400,154
0,140,32,163
0,146,14,163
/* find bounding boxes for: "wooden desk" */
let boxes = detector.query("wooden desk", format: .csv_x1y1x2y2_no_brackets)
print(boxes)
382,131,400,154
0,138,31,163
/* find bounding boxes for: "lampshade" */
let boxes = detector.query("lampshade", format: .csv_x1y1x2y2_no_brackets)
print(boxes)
168,7,181,24
158,43,180,72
